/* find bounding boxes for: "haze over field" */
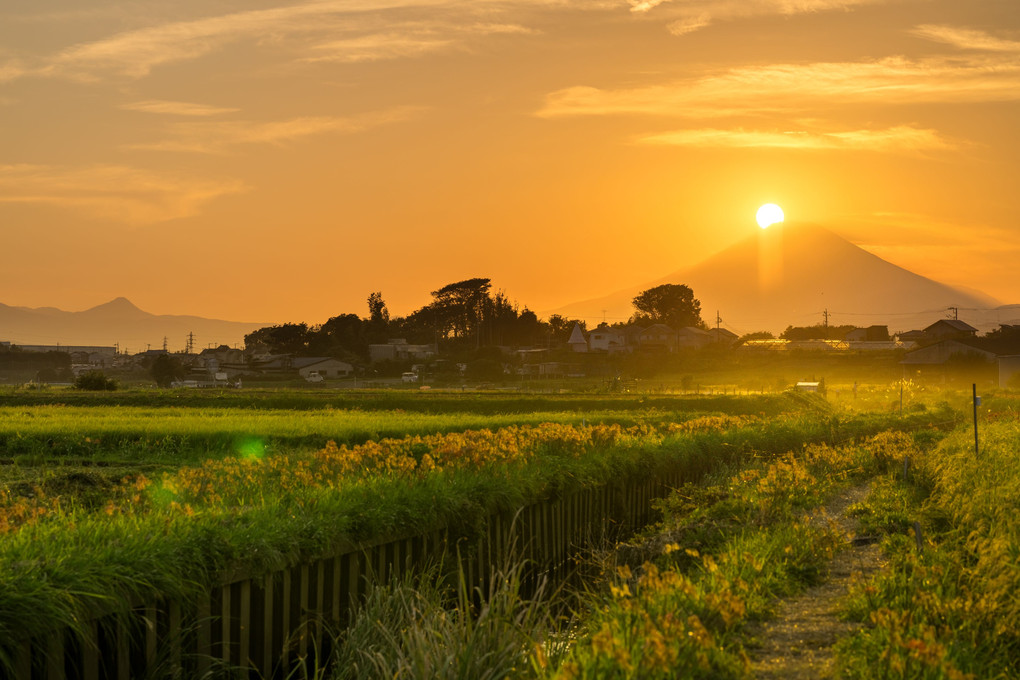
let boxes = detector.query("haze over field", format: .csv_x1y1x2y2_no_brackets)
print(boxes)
553,221,1013,333
1,1,1018,324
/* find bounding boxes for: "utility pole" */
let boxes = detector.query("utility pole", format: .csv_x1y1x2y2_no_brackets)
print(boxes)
716,311,722,330
948,306,959,321
822,309,830,327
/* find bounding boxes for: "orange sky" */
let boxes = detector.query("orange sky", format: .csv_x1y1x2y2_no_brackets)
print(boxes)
2,0,1018,325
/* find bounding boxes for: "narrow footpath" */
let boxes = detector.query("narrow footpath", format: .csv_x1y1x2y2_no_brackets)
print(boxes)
748,484,885,679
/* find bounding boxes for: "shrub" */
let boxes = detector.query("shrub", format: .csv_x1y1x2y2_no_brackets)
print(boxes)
74,371,117,391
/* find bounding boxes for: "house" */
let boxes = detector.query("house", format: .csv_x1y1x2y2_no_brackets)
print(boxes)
707,328,739,346
196,345,246,375
368,339,436,364
638,324,677,352
250,354,293,373
292,357,353,379
588,325,633,353
567,324,588,353
896,330,927,343
923,319,978,342
677,326,713,350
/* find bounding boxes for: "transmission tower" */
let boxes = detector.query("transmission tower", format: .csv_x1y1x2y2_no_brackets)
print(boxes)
185,332,195,354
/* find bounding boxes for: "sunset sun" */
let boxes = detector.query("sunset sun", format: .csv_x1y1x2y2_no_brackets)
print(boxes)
756,203,785,229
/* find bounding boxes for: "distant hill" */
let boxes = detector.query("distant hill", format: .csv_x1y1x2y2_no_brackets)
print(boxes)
551,221,1004,334
0,298,270,351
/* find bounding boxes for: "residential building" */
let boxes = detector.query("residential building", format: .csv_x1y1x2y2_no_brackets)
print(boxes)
677,326,713,349
293,357,353,379
588,325,632,353
368,339,436,363
707,328,739,346
638,324,677,352
567,324,588,353
923,319,978,342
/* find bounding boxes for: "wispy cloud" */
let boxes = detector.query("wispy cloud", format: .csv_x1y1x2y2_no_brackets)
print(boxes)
638,125,954,151
630,0,890,34
305,22,533,63
912,24,1020,52
0,164,246,224
0,60,25,83
121,100,239,116
4,0,573,83
539,49,1020,118
128,106,422,153
666,14,712,36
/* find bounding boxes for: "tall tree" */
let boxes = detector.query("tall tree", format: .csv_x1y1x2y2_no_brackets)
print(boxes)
367,291,389,324
244,323,310,355
430,278,492,340
631,284,704,329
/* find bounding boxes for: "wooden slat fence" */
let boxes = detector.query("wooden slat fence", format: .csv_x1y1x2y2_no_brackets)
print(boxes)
8,470,686,679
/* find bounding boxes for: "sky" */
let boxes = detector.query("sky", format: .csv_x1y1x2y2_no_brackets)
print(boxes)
2,0,1018,325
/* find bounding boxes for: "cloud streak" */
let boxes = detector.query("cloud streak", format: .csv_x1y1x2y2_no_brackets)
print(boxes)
539,48,1020,118
2,0,578,82
0,164,246,224
128,107,423,153
121,100,239,116
912,24,1020,53
630,0,891,34
305,22,533,63
638,125,953,151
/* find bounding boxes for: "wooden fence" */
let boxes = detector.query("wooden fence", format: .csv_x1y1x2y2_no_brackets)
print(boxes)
9,470,685,680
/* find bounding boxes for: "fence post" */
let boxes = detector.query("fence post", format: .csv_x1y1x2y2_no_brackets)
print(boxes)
46,630,63,680
239,580,251,672
262,574,275,674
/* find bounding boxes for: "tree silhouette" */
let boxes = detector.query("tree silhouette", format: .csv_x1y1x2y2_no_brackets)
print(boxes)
150,354,185,387
631,284,704,329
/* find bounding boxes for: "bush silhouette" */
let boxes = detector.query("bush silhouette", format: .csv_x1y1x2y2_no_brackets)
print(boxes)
74,371,118,391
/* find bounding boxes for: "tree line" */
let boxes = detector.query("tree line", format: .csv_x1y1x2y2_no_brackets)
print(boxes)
243,279,706,362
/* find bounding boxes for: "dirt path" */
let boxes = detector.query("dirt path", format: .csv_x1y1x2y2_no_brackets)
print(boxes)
748,483,885,679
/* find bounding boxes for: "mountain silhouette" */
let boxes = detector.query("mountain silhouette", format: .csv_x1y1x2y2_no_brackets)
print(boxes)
552,221,1003,333
0,299,269,352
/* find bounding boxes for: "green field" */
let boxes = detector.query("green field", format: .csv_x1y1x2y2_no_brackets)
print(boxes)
0,384,1015,678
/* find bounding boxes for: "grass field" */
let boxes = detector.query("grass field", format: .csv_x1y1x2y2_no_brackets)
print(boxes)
0,384,1013,678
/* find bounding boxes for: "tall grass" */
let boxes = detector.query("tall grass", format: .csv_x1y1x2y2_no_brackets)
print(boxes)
541,429,914,679
0,399,958,676
330,555,556,680
838,420,1020,679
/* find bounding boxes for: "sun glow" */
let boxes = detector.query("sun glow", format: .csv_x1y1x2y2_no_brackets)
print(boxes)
756,203,784,229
